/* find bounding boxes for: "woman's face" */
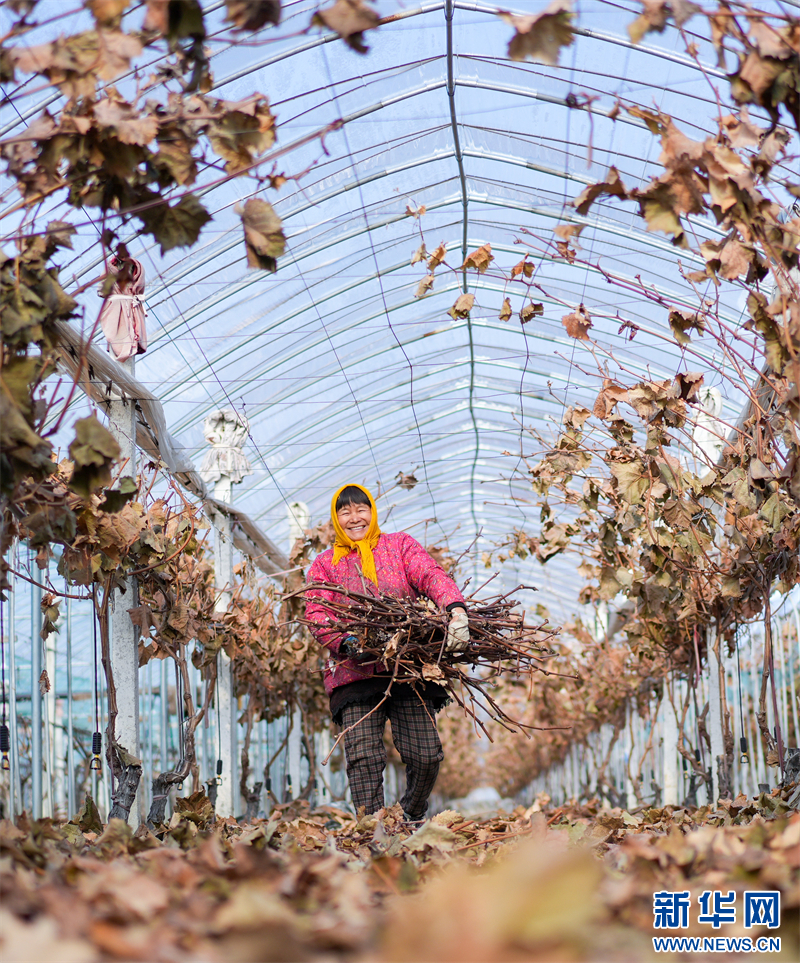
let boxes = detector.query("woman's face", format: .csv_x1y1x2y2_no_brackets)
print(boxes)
336,501,372,541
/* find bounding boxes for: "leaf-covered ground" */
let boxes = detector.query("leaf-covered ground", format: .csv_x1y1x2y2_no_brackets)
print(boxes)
1,789,797,963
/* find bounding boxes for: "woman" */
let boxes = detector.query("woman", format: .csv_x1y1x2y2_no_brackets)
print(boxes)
305,483,469,823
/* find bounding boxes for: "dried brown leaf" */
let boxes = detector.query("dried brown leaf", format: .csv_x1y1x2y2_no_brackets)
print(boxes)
668,307,706,344
139,194,212,256
592,379,628,418
224,0,281,31
94,97,158,146
143,0,205,40
396,471,418,490
237,197,285,273
675,370,704,401
563,405,592,429
720,107,764,148
520,301,543,324
511,258,535,279
415,274,434,298
628,0,699,45
86,0,129,28
411,243,427,265
561,304,592,340
312,0,380,53
554,222,585,241
448,293,474,320
461,243,494,274
427,243,448,270
500,1,575,65
573,167,628,216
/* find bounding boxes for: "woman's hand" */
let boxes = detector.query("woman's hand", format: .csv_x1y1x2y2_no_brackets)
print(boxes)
445,608,470,653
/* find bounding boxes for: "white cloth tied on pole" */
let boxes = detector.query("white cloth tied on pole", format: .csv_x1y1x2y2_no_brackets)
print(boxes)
97,257,148,362
200,408,253,486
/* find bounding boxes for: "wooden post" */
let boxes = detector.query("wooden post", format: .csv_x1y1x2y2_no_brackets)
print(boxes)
104,357,142,824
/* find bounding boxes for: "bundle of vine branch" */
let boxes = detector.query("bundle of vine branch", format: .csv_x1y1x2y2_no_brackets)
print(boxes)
297,583,575,738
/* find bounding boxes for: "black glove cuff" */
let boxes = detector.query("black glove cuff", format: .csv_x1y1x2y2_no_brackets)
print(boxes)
341,636,368,661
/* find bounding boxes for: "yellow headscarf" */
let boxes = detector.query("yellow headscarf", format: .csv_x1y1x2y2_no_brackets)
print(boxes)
331,483,381,585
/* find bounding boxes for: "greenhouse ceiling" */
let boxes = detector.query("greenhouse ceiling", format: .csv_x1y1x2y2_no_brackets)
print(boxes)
1,0,798,620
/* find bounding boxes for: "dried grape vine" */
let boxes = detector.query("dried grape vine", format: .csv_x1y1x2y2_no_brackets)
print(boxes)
294,583,571,740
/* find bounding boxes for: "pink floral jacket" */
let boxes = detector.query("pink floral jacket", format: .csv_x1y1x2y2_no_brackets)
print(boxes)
305,532,465,694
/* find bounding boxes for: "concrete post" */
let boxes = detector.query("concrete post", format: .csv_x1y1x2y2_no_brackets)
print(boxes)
317,729,331,806
707,634,727,802
624,702,636,811
288,502,309,545
44,630,57,818
8,563,22,816
693,387,727,803
31,576,43,819
159,656,169,772
65,596,76,818
287,502,308,802
105,357,141,824
287,707,303,800
661,683,680,806
201,409,253,819
213,475,237,817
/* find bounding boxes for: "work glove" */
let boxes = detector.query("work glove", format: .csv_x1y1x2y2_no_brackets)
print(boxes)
341,635,369,661
445,608,469,653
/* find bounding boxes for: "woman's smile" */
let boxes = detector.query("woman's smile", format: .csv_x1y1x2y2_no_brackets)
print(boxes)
337,503,373,541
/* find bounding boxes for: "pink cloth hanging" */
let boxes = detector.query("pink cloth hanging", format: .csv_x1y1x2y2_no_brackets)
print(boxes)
97,256,147,362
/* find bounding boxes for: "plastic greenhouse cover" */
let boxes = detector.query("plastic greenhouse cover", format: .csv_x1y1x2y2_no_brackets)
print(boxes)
1,0,797,624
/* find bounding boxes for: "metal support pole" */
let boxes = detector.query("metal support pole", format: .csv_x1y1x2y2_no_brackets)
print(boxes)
105,357,141,824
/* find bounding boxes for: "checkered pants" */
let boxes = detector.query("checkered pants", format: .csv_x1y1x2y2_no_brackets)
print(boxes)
339,692,443,820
